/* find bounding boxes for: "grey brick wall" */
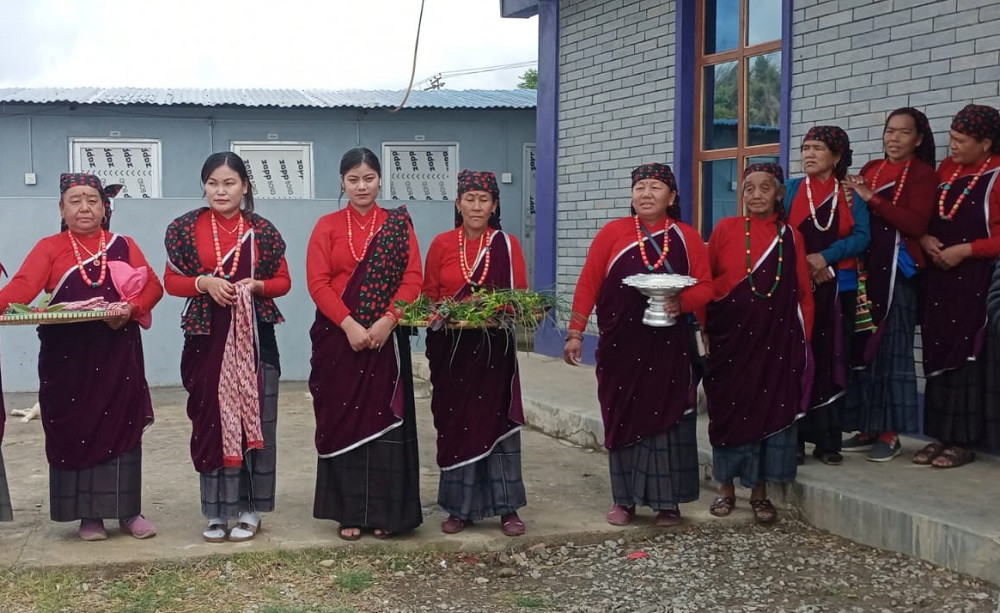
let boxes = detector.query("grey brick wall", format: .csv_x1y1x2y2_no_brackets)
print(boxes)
791,0,1000,174
557,0,676,322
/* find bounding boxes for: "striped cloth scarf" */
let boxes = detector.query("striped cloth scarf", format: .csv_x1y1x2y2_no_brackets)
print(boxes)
219,283,263,467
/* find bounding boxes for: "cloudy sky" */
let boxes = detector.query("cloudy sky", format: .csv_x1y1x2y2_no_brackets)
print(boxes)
0,0,538,90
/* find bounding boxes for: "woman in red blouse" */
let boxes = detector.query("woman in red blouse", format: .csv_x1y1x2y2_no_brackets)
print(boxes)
564,163,713,528
423,170,529,537
840,108,938,462
914,104,1000,468
164,152,291,542
704,163,814,524
307,148,423,540
0,173,163,541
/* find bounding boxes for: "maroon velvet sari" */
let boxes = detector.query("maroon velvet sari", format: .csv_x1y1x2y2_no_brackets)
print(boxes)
37,234,154,470
425,231,525,470
595,226,695,450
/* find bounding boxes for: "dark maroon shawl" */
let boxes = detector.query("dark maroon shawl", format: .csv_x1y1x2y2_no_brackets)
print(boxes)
705,227,814,447
922,168,999,376
37,234,154,470
853,180,901,367
792,188,845,408
310,222,408,457
595,226,695,450
180,232,263,473
425,231,525,469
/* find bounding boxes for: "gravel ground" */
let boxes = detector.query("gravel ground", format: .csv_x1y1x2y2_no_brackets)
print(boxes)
355,519,999,613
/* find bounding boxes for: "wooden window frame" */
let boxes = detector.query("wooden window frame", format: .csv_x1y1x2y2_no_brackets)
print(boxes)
694,0,782,230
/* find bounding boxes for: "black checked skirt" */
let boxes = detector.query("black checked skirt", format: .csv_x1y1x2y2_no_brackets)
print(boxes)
0,449,12,522
313,334,423,533
437,432,526,522
607,411,700,511
713,423,799,489
799,290,855,452
843,276,921,435
199,362,279,520
49,445,143,522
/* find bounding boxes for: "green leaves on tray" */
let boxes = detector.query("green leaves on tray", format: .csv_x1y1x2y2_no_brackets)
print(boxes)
396,289,557,332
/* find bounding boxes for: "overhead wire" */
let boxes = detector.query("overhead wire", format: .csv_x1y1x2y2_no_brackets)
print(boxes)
390,0,426,113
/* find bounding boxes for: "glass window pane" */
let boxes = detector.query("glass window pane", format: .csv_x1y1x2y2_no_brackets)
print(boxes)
748,0,782,46
703,61,739,151
701,159,739,234
704,0,740,54
746,51,781,146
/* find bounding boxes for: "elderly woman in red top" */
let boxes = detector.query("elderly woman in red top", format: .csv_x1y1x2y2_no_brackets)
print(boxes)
307,147,423,540
913,104,1000,468
564,163,712,528
840,108,938,462
164,152,291,543
705,163,814,524
423,170,529,537
0,173,162,541
785,126,870,466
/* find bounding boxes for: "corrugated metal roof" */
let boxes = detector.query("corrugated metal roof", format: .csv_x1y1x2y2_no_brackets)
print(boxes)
0,87,536,110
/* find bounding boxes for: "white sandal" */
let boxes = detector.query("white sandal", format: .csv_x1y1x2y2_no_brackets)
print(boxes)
203,518,228,543
228,511,261,542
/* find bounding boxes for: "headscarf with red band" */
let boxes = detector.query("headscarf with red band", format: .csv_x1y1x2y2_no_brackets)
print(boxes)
630,162,682,221
951,104,1000,153
455,169,502,229
743,162,784,184
803,125,853,180
59,173,124,231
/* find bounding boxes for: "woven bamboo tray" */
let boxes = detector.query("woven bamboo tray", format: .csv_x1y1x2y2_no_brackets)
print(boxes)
0,308,128,326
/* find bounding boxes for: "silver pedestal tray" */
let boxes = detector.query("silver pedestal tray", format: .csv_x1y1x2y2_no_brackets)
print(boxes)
622,273,698,327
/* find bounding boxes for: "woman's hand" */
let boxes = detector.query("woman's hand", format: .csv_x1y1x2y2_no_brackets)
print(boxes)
236,278,264,295
200,276,237,307
843,176,873,201
105,303,133,330
368,316,395,350
663,295,681,318
563,338,582,365
806,253,835,284
933,243,972,270
919,234,944,260
341,316,370,352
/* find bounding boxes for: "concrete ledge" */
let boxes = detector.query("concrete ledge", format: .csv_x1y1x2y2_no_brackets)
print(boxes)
412,351,1000,586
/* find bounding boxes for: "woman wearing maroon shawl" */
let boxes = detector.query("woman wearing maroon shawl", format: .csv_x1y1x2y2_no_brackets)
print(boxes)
0,173,162,540
164,152,291,543
785,126,870,466
564,163,712,528
705,163,814,524
913,104,1000,468
307,148,423,540
423,170,529,537
840,109,938,462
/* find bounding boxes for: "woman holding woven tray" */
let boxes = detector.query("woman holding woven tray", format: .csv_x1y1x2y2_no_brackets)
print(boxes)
164,152,290,543
563,163,713,528
307,147,423,540
0,173,162,540
422,169,529,537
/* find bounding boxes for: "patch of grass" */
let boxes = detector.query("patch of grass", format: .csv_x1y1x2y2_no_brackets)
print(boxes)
334,569,373,593
513,594,550,609
0,567,91,613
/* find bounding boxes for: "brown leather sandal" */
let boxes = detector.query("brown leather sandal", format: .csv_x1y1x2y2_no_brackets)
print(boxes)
709,496,736,517
749,498,777,524
912,442,945,465
931,446,976,469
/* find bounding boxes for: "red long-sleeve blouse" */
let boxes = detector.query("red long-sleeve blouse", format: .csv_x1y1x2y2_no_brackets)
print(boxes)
307,205,422,326
162,210,291,298
935,156,1000,258
860,158,938,269
422,228,528,300
0,231,163,318
707,215,815,341
568,217,713,333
